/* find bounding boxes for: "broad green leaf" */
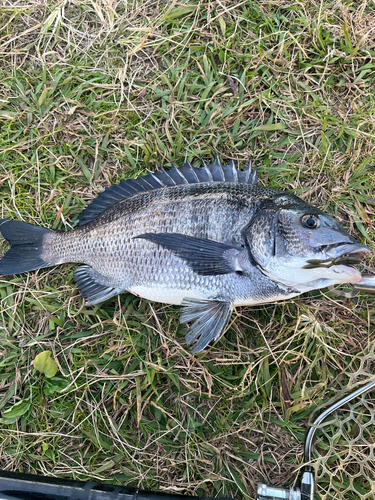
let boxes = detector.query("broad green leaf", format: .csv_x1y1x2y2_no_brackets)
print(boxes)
43,377,69,395
0,399,31,424
34,351,58,378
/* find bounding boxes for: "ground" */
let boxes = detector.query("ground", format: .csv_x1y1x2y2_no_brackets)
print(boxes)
0,1,374,499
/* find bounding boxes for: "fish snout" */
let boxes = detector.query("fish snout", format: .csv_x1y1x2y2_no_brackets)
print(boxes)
325,242,371,260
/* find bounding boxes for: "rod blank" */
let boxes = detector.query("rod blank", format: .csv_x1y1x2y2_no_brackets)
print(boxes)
0,470,228,500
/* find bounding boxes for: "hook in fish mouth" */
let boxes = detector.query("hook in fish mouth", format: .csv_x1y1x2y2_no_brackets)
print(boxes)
302,254,363,269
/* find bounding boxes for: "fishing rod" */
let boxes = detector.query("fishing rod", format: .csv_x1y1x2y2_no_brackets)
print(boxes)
0,470,231,500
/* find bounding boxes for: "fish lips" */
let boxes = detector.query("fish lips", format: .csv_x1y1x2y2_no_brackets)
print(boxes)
302,242,370,283
325,242,371,260
326,242,370,283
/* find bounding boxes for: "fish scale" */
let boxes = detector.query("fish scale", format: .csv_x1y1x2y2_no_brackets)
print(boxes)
0,158,370,352
72,188,269,303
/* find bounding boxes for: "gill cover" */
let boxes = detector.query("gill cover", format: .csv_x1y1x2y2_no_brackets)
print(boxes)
242,200,280,268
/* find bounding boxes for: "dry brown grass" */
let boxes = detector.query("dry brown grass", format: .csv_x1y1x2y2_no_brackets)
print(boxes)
0,0,374,498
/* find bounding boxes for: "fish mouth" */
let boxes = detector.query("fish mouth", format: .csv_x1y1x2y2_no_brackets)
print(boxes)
325,242,370,260
302,243,370,272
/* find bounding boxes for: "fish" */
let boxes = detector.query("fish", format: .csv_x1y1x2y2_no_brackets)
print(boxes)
0,157,371,352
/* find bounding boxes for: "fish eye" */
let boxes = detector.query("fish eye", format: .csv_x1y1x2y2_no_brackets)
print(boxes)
301,214,320,229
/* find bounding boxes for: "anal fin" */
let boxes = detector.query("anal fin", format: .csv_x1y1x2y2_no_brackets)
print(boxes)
180,298,233,353
74,266,123,305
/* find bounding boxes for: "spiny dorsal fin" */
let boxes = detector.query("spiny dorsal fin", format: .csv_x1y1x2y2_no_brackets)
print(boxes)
238,158,257,185
78,157,257,226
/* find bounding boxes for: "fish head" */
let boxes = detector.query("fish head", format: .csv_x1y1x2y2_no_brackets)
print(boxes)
244,194,371,292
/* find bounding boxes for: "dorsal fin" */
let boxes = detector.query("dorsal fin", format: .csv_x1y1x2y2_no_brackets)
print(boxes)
238,158,257,185
78,157,257,226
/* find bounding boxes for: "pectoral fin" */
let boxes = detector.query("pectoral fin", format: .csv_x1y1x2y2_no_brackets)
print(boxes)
180,298,233,353
135,232,241,275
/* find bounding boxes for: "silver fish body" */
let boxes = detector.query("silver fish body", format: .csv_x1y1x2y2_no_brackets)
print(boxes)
0,158,370,352
46,182,291,306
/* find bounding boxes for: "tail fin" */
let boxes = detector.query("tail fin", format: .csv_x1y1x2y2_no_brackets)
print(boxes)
0,219,52,275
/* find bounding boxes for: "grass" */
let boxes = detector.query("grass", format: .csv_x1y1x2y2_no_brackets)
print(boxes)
0,0,374,498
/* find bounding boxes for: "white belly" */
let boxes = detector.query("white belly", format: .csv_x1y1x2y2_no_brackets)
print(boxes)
128,285,208,305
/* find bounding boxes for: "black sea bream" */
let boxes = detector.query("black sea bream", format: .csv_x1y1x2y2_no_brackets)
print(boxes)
0,158,370,352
